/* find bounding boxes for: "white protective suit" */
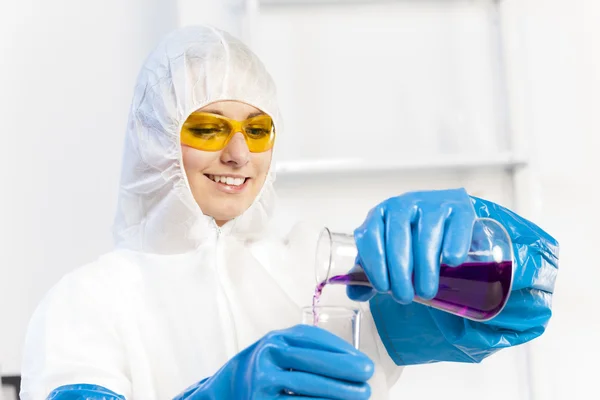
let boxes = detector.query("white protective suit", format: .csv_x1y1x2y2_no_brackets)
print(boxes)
21,25,401,399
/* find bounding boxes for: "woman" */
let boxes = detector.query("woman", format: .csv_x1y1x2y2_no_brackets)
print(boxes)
21,26,558,399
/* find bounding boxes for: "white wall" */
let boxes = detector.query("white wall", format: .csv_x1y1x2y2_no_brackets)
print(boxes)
253,0,510,165
0,0,179,375
499,1,600,398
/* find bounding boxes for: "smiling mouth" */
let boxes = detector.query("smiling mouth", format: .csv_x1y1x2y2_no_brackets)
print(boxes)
205,174,249,187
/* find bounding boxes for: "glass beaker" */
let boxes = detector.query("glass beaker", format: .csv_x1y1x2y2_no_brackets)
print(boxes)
315,218,514,322
282,306,362,396
302,306,362,349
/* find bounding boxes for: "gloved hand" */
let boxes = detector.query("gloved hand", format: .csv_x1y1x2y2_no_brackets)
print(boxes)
349,188,476,303
363,195,558,365
174,324,374,400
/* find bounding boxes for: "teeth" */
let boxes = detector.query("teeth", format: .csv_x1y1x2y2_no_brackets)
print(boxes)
209,175,246,186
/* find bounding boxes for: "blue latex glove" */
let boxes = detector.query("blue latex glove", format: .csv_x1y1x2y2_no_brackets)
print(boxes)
47,384,125,399
44,326,374,400
174,324,374,399
349,187,476,303
353,191,559,365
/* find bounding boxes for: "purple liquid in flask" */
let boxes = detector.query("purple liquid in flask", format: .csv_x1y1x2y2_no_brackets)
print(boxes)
313,219,514,322
313,260,512,322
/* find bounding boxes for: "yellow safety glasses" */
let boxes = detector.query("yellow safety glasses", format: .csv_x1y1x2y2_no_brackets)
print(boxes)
180,112,276,153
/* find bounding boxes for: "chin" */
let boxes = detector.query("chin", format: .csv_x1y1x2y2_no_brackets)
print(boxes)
207,202,250,223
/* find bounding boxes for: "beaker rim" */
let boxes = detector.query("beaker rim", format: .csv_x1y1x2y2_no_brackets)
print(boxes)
301,305,360,316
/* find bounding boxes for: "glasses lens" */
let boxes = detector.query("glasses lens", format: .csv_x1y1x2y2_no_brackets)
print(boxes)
181,113,231,151
244,114,275,153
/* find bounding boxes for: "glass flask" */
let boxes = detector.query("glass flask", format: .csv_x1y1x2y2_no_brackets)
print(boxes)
315,218,514,322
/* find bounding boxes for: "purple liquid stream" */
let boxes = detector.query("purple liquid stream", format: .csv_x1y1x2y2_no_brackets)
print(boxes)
313,261,512,323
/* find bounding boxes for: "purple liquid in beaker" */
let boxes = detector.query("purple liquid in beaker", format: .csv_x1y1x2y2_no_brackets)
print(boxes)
313,261,512,322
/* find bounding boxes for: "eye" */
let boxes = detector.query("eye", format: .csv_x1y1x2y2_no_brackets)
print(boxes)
188,125,227,138
245,126,271,138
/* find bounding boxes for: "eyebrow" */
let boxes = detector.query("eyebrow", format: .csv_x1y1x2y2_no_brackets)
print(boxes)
201,109,265,119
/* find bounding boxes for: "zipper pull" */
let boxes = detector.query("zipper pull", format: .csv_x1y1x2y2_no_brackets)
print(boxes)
212,219,222,239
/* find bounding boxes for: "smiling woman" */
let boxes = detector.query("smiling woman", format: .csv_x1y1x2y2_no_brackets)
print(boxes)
180,100,275,226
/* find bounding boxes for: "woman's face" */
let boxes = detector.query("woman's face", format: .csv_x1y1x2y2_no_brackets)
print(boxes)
181,100,273,226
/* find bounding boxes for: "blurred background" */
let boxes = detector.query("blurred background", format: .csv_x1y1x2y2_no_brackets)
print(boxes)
0,0,597,399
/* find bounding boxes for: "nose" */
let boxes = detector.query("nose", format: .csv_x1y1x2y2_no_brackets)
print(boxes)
220,132,250,167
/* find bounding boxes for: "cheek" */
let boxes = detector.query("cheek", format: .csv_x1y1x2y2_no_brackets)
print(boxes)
253,151,273,178
181,146,215,173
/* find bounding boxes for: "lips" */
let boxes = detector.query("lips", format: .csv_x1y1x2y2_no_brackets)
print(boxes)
204,174,250,194
207,174,247,186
